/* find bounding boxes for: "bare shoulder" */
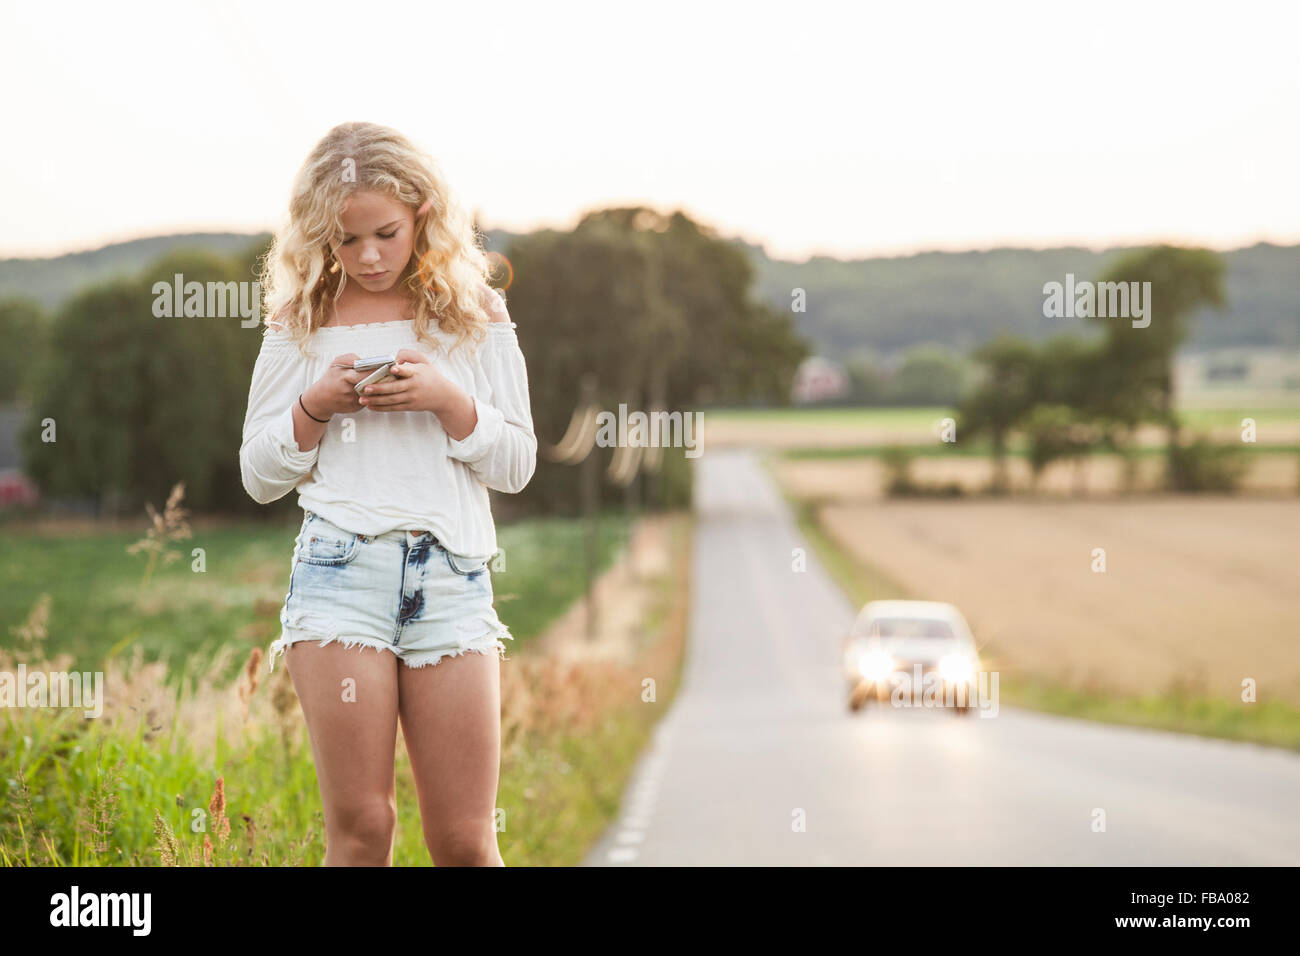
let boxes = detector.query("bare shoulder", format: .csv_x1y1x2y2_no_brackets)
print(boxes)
477,283,511,324
267,303,292,333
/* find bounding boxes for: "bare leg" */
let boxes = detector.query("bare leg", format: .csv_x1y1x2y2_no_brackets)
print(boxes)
398,651,504,866
286,641,400,866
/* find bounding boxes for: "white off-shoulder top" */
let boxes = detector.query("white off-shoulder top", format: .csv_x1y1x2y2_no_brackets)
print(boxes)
238,301,537,560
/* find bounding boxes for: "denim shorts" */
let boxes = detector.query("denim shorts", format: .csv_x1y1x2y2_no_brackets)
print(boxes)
268,509,513,673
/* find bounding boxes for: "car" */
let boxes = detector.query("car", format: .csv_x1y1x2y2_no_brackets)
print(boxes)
842,600,982,715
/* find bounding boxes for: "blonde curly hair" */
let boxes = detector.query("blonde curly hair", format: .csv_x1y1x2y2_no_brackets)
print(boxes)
258,121,497,358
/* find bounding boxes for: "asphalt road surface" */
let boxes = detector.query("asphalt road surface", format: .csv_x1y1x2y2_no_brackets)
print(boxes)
582,448,1300,865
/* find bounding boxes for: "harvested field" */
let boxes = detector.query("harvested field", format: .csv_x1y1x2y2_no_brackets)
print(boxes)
813,498,1300,705
771,452,1300,500
706,407,1300,451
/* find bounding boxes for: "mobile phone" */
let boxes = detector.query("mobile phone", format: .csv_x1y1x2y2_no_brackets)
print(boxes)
354,353,398,394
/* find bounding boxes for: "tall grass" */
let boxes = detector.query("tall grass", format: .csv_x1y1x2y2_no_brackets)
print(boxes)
1,483,690,866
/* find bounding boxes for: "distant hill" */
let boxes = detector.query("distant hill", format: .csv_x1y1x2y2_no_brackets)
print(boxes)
746,242,1300,356
0,233,272,309
3,231,1296,354
0,229,523,310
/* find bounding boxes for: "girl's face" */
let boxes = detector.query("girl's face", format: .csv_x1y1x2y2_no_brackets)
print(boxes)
332,189,417,293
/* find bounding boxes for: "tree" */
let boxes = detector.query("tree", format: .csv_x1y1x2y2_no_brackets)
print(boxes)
845,352,887,405
503,207,808,515
885,343,971,406
1022,404,1097,495
0,298,48,405
957,335,1039,493
20,249,260,516
1092,246,1226,485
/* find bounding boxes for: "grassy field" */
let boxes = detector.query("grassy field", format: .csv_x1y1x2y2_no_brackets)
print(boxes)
771,463,1300,750
705,406,955,427
0,507,694,866
773,450,1300,497
705,405,1300,428
0,511,633,688
703,404,1300,451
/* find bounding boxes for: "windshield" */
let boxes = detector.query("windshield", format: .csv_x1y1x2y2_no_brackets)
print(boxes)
862,617,956,640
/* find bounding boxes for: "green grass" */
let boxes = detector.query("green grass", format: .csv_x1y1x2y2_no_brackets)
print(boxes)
0,511,632,688
3,688,333,866
710,405,1300,462
1180,406,1300,428
0,507,689,866
705,406,952,427
705,404,1300,429
484,513,633,650
494,706,672,865
783,442,1300,460
498,514,692,865
771,459,1300,753
2,520,296,688
994,676,1300,752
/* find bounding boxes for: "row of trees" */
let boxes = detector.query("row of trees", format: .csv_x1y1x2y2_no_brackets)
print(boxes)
10,245,266,515
500,207,807,514
842,344,972,406
958,245,1234,492
2,207,808,517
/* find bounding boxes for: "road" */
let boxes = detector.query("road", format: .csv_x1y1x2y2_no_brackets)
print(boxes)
582,448,1300,865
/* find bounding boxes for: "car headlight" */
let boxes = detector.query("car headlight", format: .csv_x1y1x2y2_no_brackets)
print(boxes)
858,650,896,681
939,654,976,683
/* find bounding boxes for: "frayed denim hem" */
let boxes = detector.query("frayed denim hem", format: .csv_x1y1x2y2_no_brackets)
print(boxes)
267,629,400,674
402,614,516,670
267,612,515,673
400,641,506,670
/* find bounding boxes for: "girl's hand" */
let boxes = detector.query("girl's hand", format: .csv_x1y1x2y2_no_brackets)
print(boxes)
305,353,365,417
358,349,452,413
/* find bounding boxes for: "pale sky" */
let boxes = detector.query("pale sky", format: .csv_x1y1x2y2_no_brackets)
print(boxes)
2,0,1297,261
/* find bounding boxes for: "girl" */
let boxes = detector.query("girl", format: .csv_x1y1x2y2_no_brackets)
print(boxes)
239,122,537,866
